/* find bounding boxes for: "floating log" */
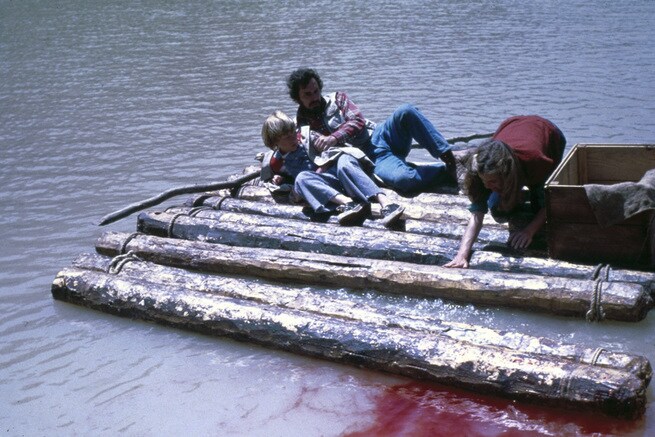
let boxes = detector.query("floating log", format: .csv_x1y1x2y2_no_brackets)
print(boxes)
96,232,653,321
187,185,472,210
73,251,652,382
137,210,461,265
51,265,649,418
188,184,541,229
134,211,655,292
179,197,511,245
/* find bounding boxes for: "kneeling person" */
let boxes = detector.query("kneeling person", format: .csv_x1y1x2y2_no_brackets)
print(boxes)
445,115,566,268
260,110,404,227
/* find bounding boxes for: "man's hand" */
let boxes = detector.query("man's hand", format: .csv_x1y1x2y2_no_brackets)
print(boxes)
271,175,284,185
314,135,337,152
508,229,534,249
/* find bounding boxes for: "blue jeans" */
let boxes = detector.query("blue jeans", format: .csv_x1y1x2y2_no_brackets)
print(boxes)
294,154,381,213
369,104,452,194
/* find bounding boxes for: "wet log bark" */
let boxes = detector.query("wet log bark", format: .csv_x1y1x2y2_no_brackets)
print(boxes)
96,232,653,321
187,185,477,223
134,211,654,289
177,197,511,245
73,251,652,382
136,210,461,265
52,266,649,418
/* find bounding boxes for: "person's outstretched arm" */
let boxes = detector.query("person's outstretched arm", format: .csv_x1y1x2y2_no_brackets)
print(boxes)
444,211,484,268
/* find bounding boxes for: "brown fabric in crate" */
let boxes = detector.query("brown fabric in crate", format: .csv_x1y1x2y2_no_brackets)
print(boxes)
584,169,655,227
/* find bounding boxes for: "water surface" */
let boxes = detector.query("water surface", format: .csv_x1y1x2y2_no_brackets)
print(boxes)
1,0,654,435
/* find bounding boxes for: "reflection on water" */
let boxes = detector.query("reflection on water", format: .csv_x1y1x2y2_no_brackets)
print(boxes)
1,0,654,435
345,382,644,437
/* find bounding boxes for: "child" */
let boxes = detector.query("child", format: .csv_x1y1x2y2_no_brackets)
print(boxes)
260,110,404,227
445,115,566,268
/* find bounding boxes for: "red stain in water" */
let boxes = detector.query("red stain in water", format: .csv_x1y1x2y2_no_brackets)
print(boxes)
345,381,643,437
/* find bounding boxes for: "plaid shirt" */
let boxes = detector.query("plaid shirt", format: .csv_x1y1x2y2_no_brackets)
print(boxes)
296,92,368,147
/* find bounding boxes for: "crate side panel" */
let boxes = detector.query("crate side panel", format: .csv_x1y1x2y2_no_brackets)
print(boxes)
584,146,655,184
548,222,651,266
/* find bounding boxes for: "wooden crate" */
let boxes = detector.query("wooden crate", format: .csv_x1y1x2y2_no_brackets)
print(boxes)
545,144,655,269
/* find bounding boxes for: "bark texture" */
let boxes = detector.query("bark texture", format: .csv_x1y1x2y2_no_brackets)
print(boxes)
96,232,653,322
52,264,649,418
72,251,652,382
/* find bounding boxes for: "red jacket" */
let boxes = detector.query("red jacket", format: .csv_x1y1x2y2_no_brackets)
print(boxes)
493,115,566,186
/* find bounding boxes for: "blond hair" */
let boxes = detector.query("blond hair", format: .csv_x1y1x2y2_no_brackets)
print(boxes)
462,140,524,211
261,110,296,150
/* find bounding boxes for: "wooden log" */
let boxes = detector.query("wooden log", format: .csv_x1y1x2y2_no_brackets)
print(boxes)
166,201,511,246
136,211,650,284
96,232,653,322
51,267,649,418
136,210,461,265
73,251,652,382
188,184,473,210
134,208,655,291
186,185,546,232
97,170,261,226
182,197,512,243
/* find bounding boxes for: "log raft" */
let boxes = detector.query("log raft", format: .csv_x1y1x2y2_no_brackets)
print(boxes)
52,163,655,419
135,210,655,296
71,251,652,383
190,185,477,223
96,231,652,322
52,261,649,418
174,197,512,245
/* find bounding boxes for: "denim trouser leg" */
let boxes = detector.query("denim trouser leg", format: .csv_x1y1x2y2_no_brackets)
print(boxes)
294,171,342,213
372,104,451,159
371,150,453,194
334,154,381,202
370,104,452,194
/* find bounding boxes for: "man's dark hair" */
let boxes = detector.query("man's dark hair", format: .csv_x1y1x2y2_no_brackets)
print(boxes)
287,68,323,103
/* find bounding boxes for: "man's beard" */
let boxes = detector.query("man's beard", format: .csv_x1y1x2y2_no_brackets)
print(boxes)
305,98,324,115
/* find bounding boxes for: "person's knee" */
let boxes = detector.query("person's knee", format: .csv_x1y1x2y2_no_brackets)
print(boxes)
390,103,417,122
336,154,358,173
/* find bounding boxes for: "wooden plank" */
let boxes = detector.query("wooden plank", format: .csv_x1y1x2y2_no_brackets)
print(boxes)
546,186,597,223
583,145,655,183
95,232,654,321
546,145,579,186
577,146,588,185
547,144,655,185
73,251,652,381
51,266,650,418
548,223,652,267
